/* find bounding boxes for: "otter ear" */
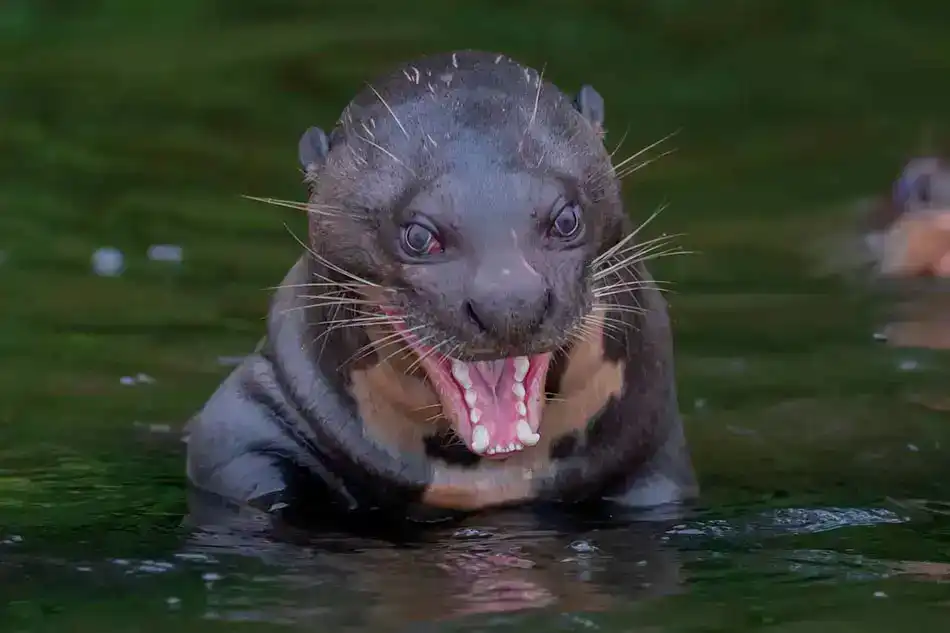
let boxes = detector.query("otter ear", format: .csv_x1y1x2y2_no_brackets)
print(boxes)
574,85,605,138
298,126,330,171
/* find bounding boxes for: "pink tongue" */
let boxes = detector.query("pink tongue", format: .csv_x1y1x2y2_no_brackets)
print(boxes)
471,360,507,390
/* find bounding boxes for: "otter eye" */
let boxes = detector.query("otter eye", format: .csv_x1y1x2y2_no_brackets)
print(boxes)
401,222,444,256
550,203,582,239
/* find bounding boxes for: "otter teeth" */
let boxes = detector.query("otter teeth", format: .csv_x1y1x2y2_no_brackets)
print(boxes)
451,360,472,388
511,382,526,399
488,442,523,456
464,390,477,407
516,419,540,446
513,356,530,382
471,425,490,454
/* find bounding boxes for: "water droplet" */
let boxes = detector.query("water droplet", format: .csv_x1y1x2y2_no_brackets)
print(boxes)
121,374,156,386
569,540,598,553
453,528,489,539
147,244,183,264
92,247,125,277
898,359,920,372
174,552,217,563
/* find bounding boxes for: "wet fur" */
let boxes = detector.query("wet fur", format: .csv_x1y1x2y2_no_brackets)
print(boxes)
184,50,697,524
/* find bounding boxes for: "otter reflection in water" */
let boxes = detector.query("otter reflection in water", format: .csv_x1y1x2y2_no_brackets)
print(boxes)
182,489,685,627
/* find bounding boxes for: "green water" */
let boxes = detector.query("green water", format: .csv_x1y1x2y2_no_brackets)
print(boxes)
3,1,950,630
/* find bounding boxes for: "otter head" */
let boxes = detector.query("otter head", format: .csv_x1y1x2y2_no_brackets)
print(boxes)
892,156,950,213
297,51,626,462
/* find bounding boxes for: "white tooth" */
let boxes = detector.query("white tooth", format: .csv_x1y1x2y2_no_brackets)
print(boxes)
470,408,481,423
513,356,530,382
515,401,527,416
451,361,472,388
516,419,541,446
471,425,489,453
464,390,477,407
508,442,517,451
495,445,505,453
512,382,526,399
515,443,523,450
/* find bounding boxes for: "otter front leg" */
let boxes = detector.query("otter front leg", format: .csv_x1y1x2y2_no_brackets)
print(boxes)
190,450,290,510
601,410,698,511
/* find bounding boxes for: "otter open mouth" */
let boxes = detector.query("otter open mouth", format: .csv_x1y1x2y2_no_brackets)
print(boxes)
390,323,551,459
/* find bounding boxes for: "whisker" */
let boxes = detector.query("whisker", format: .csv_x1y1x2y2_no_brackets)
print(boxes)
405,338,451,376
615,149,677,181
342,324,427,367
410,403,444,412
367,83,410,139
297,294,381,306
610,129,680,174
241,195,348,219
355,133,416,177
593,278,674,293
520,64,545,149
595,247,693,283
600,232,684,267
596,313,628,335
282,223,381,289
425,411,445,424
593,240,691,282
377,332,435,368
591,203,671,267
278,302,383,319
592,303,645,316
314,314,400,328
608,125,631,160
268,280,367,291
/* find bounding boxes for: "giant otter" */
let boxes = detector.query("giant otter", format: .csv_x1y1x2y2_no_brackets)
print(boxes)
874,156,950,278
184,50,697,525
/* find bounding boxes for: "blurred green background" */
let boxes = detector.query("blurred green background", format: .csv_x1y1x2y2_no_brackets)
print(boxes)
2,1,950,630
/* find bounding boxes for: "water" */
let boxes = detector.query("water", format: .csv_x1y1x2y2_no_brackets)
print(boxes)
3,1,950,631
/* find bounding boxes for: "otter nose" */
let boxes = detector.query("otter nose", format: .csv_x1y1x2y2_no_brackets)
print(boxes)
465,262,552,339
